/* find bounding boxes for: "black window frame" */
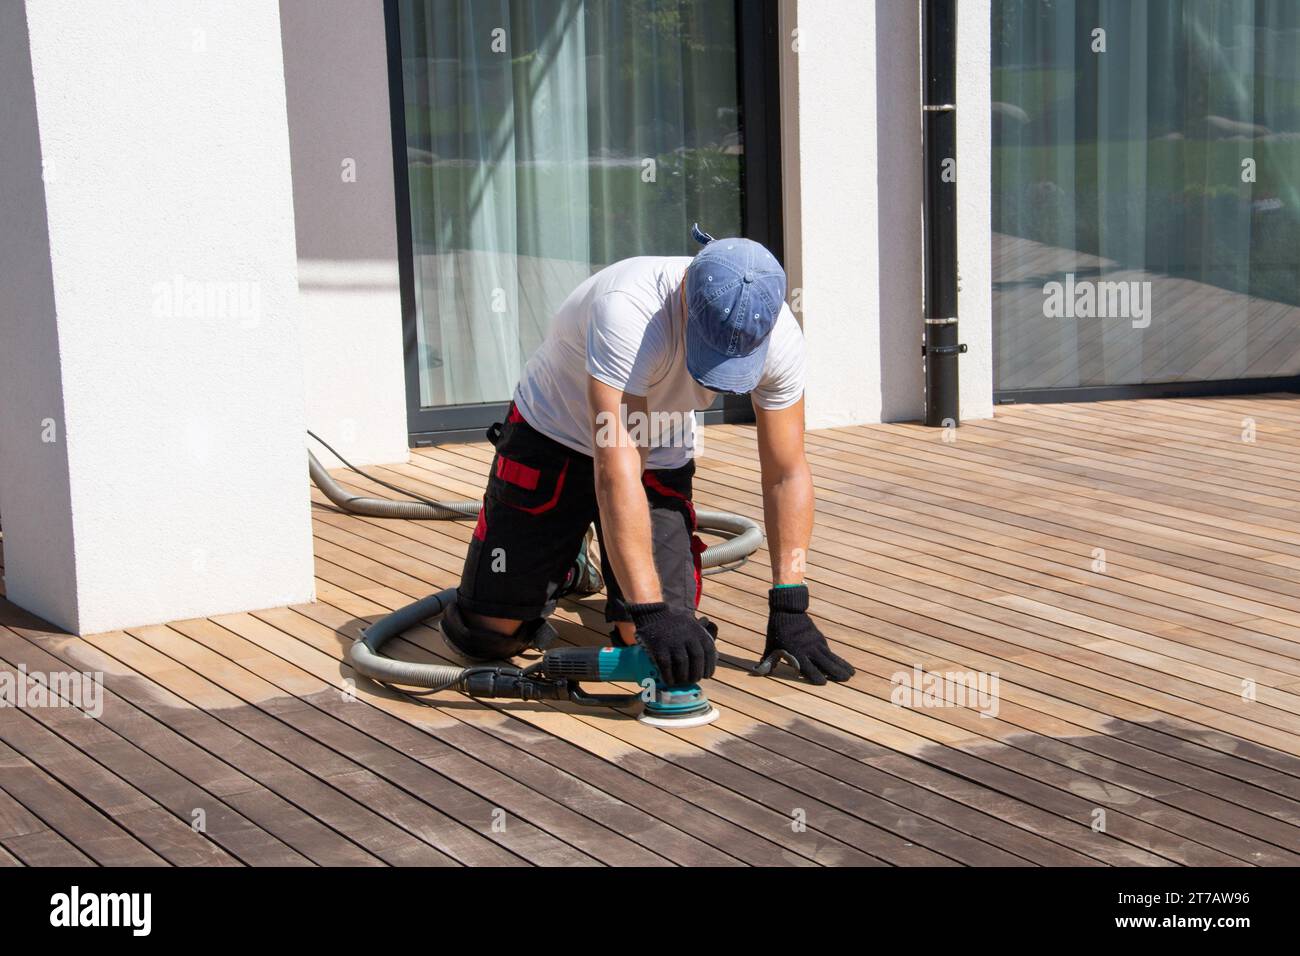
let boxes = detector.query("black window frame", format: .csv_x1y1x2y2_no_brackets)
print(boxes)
384,0,784,446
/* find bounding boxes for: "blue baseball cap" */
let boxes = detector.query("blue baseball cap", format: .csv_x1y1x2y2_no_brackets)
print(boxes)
684,229,786,394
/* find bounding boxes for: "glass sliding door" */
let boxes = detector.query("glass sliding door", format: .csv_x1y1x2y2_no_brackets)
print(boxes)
388,0,776,441
993,0,1300,399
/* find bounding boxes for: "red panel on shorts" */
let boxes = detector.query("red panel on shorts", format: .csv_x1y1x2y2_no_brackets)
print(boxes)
496,455,541,491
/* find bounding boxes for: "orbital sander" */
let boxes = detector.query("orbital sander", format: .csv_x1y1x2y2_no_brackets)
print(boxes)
346,587,720,728
458,642,719,728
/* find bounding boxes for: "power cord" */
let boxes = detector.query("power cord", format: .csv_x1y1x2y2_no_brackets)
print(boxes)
307,430,451,511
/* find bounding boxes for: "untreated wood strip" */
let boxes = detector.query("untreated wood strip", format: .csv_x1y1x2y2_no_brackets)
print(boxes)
366,442,1300,764
702,429,1300,733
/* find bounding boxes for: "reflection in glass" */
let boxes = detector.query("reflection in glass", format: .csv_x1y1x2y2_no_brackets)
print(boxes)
993,0,1300,391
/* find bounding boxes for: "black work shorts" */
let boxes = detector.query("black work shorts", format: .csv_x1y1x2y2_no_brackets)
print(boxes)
456,404,703,623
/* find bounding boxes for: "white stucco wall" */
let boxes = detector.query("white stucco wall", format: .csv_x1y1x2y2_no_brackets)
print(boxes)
0,0,315,635
281,0,409,466
781,0,884,428
296,260,408,465
780,0,993,426
955,0,995,421
0,1,79,629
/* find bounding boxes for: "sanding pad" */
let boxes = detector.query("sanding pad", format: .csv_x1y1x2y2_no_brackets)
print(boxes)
638,706,720,729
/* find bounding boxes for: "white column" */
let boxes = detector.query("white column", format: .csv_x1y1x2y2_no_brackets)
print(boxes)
780,0,994,426
780,0,883,428
0,1,315,635
955,0,995,421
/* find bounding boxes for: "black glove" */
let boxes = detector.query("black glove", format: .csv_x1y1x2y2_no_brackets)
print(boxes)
626,602,718,686
755,585,854,685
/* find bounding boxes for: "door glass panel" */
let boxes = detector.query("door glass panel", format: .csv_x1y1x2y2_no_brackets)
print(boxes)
396,0,744,408
993,0,1300,392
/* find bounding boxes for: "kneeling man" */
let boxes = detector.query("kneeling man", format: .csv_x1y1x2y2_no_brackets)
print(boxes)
443,232,854,688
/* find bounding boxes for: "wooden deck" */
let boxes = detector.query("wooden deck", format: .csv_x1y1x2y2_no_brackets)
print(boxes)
2,394,1300,866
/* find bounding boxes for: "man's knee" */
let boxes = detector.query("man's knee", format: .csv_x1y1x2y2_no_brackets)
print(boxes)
440,600,556,661
459,607,523,637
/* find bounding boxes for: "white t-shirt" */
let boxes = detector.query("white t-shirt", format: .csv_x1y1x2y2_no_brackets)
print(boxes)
514,255,805,469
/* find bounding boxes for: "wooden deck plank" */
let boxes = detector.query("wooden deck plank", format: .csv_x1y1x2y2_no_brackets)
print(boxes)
172,614,723,867
0,769,95,866
692,578,1300,860
0,674,239,866
696,429,1300,764
455,435,1300,738
2,396,1299,864
0,647,309,867
0,614,380,866
312,522,1138,868
695,438,1300,690
3,620,398,865
149,621,607,867
296,590,885,866
102,624,518,867
0,738,166,866
229,606,780,866
698,432,1300,710
702,434,1300,671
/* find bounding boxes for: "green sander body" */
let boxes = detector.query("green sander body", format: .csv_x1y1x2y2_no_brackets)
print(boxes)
458,642,719,728
349,588,721,729
540,644,719,727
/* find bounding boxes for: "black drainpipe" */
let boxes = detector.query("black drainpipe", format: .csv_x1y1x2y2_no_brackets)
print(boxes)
921,0,965,426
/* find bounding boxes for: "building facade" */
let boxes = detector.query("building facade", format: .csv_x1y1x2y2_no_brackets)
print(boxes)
2,0,1295,634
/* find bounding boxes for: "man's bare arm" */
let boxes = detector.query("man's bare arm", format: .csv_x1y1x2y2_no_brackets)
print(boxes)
751,396,853,684
587,376,661,604
754,397,814,585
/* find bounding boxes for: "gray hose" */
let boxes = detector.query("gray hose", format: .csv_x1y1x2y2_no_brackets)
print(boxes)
309,445,764,690
348,589,470,690
309,450,475,520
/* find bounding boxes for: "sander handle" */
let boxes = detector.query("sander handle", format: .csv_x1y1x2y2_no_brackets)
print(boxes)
540,644,658,684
